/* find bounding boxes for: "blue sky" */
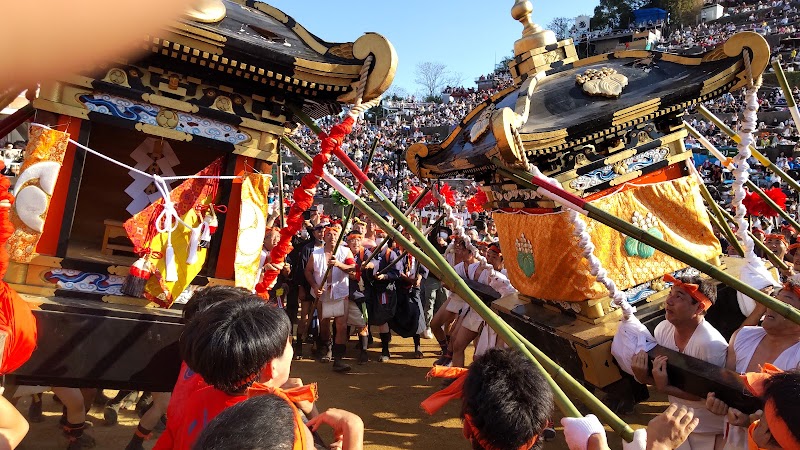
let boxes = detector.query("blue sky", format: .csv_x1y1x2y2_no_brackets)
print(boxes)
267,1,598,95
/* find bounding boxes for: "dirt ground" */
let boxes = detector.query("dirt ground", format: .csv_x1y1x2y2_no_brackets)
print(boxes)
14,335,667,450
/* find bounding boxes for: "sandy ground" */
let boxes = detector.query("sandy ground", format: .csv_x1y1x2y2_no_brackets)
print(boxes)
14,335,667,450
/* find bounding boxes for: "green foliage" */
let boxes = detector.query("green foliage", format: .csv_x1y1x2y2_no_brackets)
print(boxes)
547,17,574,40
592,0,637,29
332,189,351,207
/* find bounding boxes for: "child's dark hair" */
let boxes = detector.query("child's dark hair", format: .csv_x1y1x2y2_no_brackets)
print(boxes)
180,295,292,393
182,285,251,322
192,394,295,450
762,370,800,447
677,275,717,307
461,348,552,450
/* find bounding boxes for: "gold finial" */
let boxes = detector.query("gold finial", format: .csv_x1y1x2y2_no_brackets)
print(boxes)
185,0,226,23
511,0,556,56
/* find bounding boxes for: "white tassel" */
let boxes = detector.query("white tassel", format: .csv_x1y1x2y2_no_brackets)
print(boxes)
199,220,212,248
164,243,178,282
186,226,201,265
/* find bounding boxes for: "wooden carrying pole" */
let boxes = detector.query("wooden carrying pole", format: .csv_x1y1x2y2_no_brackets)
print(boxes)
283,126,637,441
685,122,800,231
696,104,800,194
493,160,800,325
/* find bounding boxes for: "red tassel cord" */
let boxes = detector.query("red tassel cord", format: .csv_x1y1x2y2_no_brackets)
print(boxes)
256,117,355,295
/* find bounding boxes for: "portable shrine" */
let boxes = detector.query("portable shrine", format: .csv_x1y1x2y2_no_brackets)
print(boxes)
2,0,395,390
406,0,773,407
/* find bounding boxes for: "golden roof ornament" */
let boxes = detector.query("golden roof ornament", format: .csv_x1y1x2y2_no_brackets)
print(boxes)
185,0,226,23
511,0,556,57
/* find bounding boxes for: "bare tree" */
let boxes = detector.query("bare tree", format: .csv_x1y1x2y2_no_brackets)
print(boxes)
414,61,452,99
547,17,574,40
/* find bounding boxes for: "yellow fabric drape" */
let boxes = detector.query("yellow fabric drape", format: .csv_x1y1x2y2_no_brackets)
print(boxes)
9,126,69,262
234,173,272,290
495,176,721,301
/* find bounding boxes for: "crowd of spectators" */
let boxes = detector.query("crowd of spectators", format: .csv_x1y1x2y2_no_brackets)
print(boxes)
659,0,800,55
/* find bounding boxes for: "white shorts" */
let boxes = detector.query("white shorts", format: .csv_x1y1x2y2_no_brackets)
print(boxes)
321,294,347,319
461,308,485,333
445,294,467,314
346,300,366,328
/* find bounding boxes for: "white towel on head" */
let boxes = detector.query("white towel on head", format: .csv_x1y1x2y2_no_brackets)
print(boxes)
736,261,781,317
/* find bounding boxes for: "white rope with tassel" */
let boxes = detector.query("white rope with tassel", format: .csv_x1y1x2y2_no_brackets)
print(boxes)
729,51,762,267
527,165,634,317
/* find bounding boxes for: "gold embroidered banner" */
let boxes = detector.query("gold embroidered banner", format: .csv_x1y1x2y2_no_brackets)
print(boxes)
495,176,721,301
234,173,272,290
9,127,69,262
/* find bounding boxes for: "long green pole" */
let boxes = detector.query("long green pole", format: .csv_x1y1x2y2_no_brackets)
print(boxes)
494,161,800,325
376,214,446,276
364,185,433,265
771,61,800,131
696,104,800,194
281,135,590,425
284,121,636,439
714,205,790,271
685,122,799,230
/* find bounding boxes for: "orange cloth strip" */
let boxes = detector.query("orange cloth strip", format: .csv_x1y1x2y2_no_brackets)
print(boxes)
248,383,319,450
420,367,468,415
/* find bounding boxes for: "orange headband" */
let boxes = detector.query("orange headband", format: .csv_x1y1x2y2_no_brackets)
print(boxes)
421,366,539,450
663,274,712,311
781,282,800,300
764,233,787,243
488,244,502,256
742,364,800,450
248,382,319,450
463,414,538,450
789,243,800,251
325,224,342,235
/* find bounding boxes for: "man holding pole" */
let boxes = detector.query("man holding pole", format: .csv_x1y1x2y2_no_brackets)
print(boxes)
631,274,728,449
305,223,356,372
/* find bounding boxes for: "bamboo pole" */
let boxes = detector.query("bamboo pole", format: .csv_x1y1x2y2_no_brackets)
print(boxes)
696,104,800,193
494,161,800,325
771,61,800,131
281,135,594,426
376,214,446,276
364,185,433,265
715,206,790,271
283,125,636,440
685,122,799,230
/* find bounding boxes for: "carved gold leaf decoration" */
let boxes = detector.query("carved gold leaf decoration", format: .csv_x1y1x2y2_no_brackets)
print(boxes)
577,68,628,98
